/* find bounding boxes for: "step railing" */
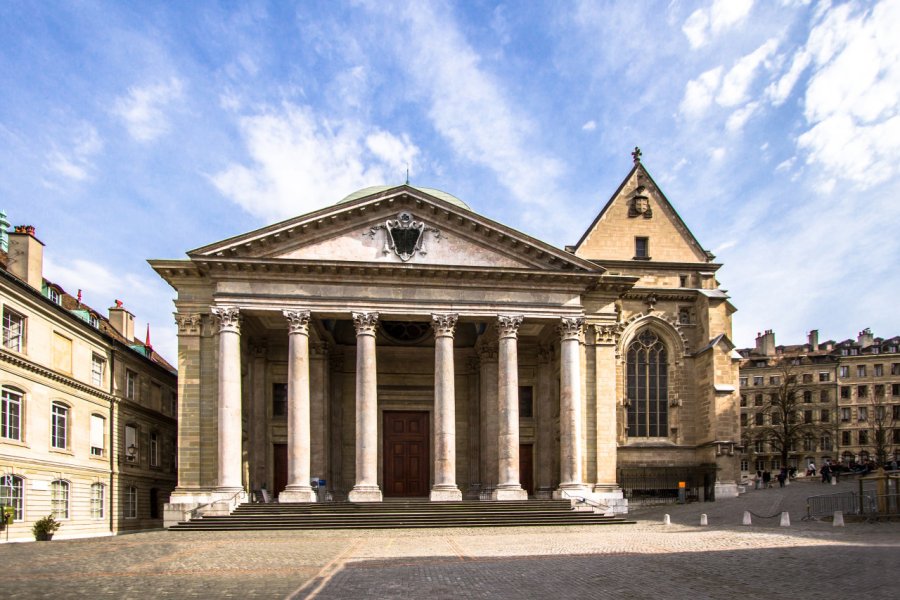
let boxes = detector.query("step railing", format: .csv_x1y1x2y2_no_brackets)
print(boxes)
560,490,610,515
189,489,248,521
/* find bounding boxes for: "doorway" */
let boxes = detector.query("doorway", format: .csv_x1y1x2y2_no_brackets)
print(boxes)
383,411,429,497
520,444,534,496
273,443,288,498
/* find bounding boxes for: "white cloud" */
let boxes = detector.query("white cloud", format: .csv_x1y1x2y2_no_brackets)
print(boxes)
581,120,596,131
792,0,900,187
775,156,796,172
113,78,184,142
680,66,723,118
384,3,566,210
726,101,761,133
45,123,103,182
766,49,811,106
682,0,755,48
716,38,779,107
211,103,421,221
709,146,726,162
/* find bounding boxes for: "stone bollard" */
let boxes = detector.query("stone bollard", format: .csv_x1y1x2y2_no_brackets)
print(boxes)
663,514,671,525
831,477,837,486
743,511,752,525
700,514,708,526
780,512,790,527
833,511,845,527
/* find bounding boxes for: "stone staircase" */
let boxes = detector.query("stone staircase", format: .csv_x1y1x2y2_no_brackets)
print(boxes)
169,499,635,531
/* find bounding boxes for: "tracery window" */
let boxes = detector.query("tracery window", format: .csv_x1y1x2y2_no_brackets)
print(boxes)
626,329,669,437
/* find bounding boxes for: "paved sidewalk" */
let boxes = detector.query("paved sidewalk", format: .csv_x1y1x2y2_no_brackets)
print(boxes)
2,480,897,599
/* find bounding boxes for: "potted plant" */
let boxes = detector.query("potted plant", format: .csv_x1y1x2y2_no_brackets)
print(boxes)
32,514,61,541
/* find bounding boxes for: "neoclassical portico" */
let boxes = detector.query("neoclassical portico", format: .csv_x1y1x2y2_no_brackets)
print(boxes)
155,166,743,523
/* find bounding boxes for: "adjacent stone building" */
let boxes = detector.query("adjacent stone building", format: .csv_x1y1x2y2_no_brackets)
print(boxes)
0,223,177,541
738,329,900,476
152,151,742,523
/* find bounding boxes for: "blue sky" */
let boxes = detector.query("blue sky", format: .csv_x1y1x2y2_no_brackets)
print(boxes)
2,0,898,362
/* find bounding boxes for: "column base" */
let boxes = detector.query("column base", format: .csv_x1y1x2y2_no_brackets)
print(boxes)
279,486,317,503
491,487,528,501
430,486,463,501
348,485,383,502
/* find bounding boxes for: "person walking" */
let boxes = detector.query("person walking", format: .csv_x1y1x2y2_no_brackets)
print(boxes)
807,461,816,477
763,470,772,488
777,468,787,488
821,463,832,484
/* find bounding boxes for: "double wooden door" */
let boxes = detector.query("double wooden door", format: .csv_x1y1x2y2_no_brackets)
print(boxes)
383,411,429,497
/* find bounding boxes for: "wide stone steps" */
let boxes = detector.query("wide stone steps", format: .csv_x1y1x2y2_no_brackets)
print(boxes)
170,499,635,531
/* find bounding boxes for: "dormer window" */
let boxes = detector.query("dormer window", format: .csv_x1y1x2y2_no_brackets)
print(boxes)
48,288,61,305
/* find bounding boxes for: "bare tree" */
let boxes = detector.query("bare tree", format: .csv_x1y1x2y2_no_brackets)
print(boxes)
746,362,823,469
869,387,895,466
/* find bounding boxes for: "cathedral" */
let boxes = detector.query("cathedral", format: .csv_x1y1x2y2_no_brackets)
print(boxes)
151,150,741,524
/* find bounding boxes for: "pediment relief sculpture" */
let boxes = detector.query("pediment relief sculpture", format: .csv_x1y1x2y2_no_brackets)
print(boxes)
364,211,441,262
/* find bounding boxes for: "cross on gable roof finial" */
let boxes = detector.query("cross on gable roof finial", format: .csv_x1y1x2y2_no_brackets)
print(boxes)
632,146,642,164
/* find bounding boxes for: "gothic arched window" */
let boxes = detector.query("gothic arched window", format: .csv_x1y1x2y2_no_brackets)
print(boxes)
626,329,669,437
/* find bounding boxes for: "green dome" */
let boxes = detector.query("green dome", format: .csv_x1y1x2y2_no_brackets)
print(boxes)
337,185,471,210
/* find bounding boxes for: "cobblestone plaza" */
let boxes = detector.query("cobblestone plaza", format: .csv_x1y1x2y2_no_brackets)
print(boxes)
3,480,898,599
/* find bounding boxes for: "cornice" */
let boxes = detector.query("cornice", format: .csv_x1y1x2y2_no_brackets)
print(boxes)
593,259,723,272
0,348,114,403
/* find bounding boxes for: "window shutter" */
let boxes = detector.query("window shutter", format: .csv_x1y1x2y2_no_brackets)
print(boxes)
91,415,105,450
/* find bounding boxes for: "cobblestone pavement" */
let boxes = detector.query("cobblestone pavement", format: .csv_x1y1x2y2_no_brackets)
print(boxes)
2,478,898,599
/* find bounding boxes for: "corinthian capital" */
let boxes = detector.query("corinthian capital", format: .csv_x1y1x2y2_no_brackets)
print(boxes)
558,317,585,342
283,310,311,335
352,311,379,336
497,315,524,339
594,323,622,345
431,313,459,338
211,306,241,334
174,312,202,336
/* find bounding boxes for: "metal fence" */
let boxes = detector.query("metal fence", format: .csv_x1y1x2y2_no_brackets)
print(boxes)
617,466,717,505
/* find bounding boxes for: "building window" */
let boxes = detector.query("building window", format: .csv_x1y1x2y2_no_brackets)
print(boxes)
125,486,137,519
678,308,690,325
819,372,830,382
772,412,782,425
803,435,815,451
89,314,99,328
51,480,69,519
740,413,748,427
2,307,26,352
875,384,885,397
755,412,764,426
51,402,68,450
850,348,859,356
820,389,829,402
769,376,780,385
841,407,851,422
91,354,105,387
840,386,851,399
894,405,900,420
634,237,649,259
739,377,748,387
754,439,765,453
125,424,138,463
892,363,900,375
1,386,23,441
89,414,106,456
125,370,137,400
858,407,868,421
893,384,900,397
755,459,765,471
0,474,24,520
803,391,812,403
740,395,747,407
753,376,763,386
857,365,866,377
820,434,833,451
626,329,668,437
754,394,763,406
518,386,534,418
821,409,830,423
859,430,869,445
91,483,104,519
757,361,768,368
740,459,749,471
47,288,61,304
858,385,868,398
168,392,177,416
804,410,813,424
771,458,781,470
803,374,813,384
874,364,883,377
272,383,287,417
841,431,851,445
679,274,688,287
839,366,849,378
149,432,159,467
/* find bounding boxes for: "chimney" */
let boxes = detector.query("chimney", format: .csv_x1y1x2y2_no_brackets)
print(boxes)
808,329,819,352
755,329,776,356
7,225,44,290
108,300,135,341
857,328,874,349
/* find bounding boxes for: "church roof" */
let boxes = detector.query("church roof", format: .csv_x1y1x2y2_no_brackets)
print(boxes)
338,185,471,211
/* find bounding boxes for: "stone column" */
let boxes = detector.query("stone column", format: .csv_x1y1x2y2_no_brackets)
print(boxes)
248,342,267,492
310,341,329,488
280,310,316,502
173,313,202,492
492,315,527,500
431,313,462,501
593,323,625,500
348,312,382,502
212,306,243,493
535,346,554,498
465,355,481,499
557,317,587,496
478,344,498,494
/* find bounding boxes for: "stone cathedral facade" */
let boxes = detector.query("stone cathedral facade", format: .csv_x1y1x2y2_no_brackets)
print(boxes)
152,152,741,522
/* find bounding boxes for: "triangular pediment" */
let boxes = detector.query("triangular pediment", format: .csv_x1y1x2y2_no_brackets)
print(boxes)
573,163,711,264
190,186,599,272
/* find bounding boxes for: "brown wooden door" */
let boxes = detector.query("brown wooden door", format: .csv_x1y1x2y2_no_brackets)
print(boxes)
520,444,534,496
383,411,429,497
273,443,288,497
